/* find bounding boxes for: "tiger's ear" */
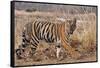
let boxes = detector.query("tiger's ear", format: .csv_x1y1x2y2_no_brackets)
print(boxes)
66,19,72,24
66,18,76,25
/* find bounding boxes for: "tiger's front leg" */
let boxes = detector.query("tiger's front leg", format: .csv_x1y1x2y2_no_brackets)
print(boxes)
56,39,62,59
56,45,61,59
60,23,81,59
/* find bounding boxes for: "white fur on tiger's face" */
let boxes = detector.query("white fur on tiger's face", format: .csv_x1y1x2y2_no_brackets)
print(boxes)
16,18,77,59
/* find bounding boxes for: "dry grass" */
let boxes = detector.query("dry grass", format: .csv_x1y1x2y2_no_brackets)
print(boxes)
14,10,97,66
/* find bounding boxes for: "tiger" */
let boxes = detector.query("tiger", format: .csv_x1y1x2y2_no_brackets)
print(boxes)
16,18,81,59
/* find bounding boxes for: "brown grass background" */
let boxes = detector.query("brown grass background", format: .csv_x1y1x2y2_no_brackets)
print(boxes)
14,2,97,66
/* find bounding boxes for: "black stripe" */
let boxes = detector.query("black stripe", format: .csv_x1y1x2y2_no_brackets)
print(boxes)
47,32,51,42
32,33,39,43
57,24,60,40
53,24,56,39
31,38,38,47
55,24,57,41
49,24,54,42
42,22,49,36
31,35,38,44
36,21,40,29
51,24,54,42
34,21,38,39
36,22,41,31
46,23,51,42
22,44,27,48
41,21,45,27
23,37,30,43
30,41,37,47
40,21,46,39
46,23,51,32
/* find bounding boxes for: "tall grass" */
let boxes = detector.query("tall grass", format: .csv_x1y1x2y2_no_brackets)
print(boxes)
15,9,96,53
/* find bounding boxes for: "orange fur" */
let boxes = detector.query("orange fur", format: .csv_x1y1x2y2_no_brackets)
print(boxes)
59,23,81,59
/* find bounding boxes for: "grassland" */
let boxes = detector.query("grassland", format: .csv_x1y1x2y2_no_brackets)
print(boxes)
14,9,97,66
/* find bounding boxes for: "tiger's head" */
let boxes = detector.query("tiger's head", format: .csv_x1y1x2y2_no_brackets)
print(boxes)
65,18,77,35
